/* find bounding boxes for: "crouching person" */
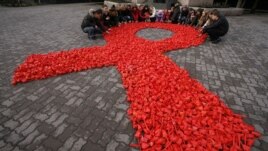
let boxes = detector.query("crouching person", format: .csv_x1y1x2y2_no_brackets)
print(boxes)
202,9,229,44
81,9,107,40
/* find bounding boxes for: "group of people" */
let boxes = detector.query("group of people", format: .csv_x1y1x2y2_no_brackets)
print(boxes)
81,2,229,44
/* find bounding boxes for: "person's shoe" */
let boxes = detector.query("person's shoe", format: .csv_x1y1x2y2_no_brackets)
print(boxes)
211,38,221,44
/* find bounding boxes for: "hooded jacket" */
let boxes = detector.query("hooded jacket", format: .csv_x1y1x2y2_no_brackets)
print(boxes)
81,14,106,32
203,14,229,34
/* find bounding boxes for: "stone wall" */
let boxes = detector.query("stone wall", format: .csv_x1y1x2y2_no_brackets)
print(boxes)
178,0,214,6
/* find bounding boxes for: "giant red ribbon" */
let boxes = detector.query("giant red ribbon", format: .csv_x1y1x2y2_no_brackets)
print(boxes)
13,22,259,150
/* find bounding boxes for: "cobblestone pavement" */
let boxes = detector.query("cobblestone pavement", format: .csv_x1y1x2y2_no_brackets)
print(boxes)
0,3,268,151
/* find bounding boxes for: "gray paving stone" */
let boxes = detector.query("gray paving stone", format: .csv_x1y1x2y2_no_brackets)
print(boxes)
230,105,245,112
58,135,77,151
0,128,11,139
58,125,76,142
19,112,35,123
114,134,130,144
106,140,119,151
15,119,33,134
252,147,261,151
94,96,103,103
82,141,104,151
114,104,128,111
0,125,4,131
27,95,39,102
4,119,19,130
74,98,83,106
97,100,107,109
43,137,62,151
254,140,261,147
116,143,129,151
21,121,39,136
53,123,68,137
73,127,91,140
71,138,87,151
13,109,29,120
44,106,57,116
19,129,39,146
37,123,55,135
65,97,78,106
0,140,6,148
66,116,82,127
89,126,106,143
261,136,268,143
114,111,125,123
34,146,48,151
2,109,16,118
261,107,268,113
0,143,14,151
46,112,61,124
249,114,267,122
26,133,47,151
70,86,81,91
52,113,68,127
2,100,14,107
12,147,22,151
254,124,265,134
98,129,115,147
34,113,49,121
6,131,24,145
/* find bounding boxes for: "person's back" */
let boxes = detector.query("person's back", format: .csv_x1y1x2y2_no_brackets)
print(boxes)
171,3,180,23
81,13,96,30
180,6,189,17
202,9,229,44
215,14,229,34
109,6,119,26
81,9,106,40
204,14,229,35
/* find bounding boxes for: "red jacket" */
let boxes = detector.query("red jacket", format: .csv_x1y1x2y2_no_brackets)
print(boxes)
132,9,140,21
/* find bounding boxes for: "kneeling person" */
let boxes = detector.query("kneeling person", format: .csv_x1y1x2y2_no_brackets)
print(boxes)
203,9,229,44
81,9,107,40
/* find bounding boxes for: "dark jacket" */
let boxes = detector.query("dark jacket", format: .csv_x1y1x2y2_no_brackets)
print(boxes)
204,14,229,34
81,14,106,32
180,9,189,17
81,14,96,29
171,6,180,21
102,12,111,27
122,9,133,17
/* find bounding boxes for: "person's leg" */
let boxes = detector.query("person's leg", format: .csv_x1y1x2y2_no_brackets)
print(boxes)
111,16,119,26
93,28,103,39
83,27,95,40
129,16,134,22
139,17,145,22
182,16,187,24
205,28,223,42
119,15,124,23
150,17,156,22
94,28,102,34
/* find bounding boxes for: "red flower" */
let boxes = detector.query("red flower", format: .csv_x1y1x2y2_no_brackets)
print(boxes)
13,22,260,150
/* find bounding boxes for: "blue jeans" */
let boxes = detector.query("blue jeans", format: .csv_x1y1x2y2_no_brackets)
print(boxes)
83,27,102,38
179,16,187,24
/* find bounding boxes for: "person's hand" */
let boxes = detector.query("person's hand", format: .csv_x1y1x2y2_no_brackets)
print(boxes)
106,31,110,34
95,25,98,28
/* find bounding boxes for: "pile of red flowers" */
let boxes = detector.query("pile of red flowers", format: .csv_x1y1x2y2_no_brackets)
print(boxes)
13,22,260,150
